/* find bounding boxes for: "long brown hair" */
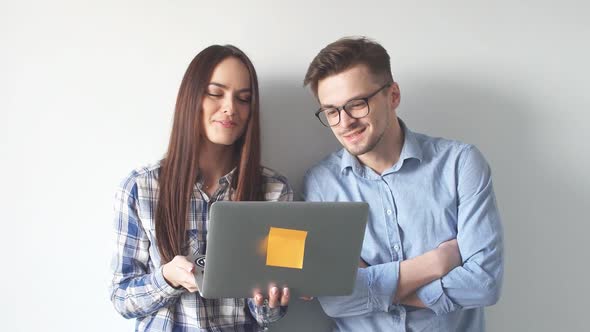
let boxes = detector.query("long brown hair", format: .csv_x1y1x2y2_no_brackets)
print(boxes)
156,45,263,264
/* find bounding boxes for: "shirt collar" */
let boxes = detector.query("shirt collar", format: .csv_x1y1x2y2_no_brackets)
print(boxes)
196,167,237,190
398,119,423,165
340,147,365,175
340,118,423,176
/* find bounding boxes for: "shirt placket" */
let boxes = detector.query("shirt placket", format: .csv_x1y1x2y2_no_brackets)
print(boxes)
380,176,403,262
382,174,408,328
198,178,231,253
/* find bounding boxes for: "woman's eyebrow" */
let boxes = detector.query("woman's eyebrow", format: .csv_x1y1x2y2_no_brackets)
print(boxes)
209,82,250,93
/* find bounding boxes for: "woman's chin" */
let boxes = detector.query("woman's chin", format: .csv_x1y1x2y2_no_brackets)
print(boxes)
207,136,240,146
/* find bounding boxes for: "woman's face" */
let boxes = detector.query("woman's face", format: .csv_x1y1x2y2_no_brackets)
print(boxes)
201,56,252,146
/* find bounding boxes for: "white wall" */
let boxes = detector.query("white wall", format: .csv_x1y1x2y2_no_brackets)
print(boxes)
1,1,588,331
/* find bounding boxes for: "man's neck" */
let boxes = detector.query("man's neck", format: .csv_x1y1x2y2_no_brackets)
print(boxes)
357,120,404,175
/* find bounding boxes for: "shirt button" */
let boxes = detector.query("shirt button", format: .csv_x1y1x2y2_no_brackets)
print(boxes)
393,244,400,251
386,209,392,215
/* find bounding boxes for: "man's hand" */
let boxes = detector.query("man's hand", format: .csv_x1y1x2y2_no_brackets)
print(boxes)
393,239,461,303
162,255,198,292
253,286,290,308
400,292,427,308
359,258,369,268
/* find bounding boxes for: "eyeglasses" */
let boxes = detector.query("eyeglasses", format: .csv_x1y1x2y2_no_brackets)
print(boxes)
314,82,392,127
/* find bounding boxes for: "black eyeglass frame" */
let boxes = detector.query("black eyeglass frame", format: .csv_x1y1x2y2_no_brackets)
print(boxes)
314,82,393,127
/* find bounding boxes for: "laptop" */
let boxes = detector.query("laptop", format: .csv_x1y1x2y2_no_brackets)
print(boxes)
193,201,368,299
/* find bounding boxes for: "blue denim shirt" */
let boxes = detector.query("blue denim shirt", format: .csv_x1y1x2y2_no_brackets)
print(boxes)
302,120,503,331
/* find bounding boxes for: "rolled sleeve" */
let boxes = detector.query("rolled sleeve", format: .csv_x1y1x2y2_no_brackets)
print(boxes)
416,278,444,306
416,279,460,315
369,261,399,312
416,146,503,315
319,261,399,318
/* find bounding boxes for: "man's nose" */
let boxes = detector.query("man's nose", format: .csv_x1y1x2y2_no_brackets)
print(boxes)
338,109,356,128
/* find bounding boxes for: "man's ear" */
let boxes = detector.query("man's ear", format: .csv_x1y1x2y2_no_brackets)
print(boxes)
389,82,401,110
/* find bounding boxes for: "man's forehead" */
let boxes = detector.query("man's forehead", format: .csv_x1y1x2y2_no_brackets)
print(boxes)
317,65,377,105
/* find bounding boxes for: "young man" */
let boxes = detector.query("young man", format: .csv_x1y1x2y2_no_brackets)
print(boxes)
302,37,503,331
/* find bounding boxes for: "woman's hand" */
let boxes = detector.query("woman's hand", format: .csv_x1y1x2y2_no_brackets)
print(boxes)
253,286,290,308
162,255,199,292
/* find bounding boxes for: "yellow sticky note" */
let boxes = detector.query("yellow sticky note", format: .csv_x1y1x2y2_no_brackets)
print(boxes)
266,227,308,269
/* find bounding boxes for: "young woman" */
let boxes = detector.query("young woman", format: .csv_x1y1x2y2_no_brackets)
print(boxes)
110,45,291,331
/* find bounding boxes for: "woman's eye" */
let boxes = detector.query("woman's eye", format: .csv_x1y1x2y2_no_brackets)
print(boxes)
206,91,222,98
237,95,251,103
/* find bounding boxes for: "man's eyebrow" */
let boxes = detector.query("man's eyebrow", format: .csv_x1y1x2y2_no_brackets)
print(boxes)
320,92,367,108
209,82,251,93
319,103,336,109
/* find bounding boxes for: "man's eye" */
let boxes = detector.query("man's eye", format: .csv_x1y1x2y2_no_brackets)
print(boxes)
326,109,339,117
347,100,366,110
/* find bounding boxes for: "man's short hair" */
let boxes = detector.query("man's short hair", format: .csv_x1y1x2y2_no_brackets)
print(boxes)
303,36,393,95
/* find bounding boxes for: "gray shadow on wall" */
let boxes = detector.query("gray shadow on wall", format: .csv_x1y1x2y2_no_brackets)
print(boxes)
258,72,589,331
260,78,341,198
259,78,337,331
399,73,588,332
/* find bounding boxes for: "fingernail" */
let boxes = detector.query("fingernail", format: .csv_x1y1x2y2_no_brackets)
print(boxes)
283,287,289,296
271,287,278,295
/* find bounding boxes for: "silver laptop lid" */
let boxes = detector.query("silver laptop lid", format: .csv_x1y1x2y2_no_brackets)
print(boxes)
198,201,368,299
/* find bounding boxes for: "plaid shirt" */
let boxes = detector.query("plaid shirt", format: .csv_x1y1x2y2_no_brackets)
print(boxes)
110,162,293,332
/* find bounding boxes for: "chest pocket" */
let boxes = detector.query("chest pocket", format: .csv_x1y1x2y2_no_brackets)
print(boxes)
186,200,209,260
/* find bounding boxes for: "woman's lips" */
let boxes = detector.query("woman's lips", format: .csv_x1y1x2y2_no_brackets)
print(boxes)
215,120,236,128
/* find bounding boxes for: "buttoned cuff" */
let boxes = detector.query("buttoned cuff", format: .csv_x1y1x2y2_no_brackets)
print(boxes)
368,261,400,312
247,298,287,330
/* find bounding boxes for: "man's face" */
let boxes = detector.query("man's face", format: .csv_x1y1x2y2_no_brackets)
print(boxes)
317,64,398,156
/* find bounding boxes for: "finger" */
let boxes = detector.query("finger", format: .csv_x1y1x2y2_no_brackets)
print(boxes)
178,274,198,293
180,280,198,292
254,293,264,306
280,287,290,306
268,286,279,308
184,284,199,293
176,270,198,292
184,278,198,290
179,260,195,273
359,258,369,268
175,265,195,279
